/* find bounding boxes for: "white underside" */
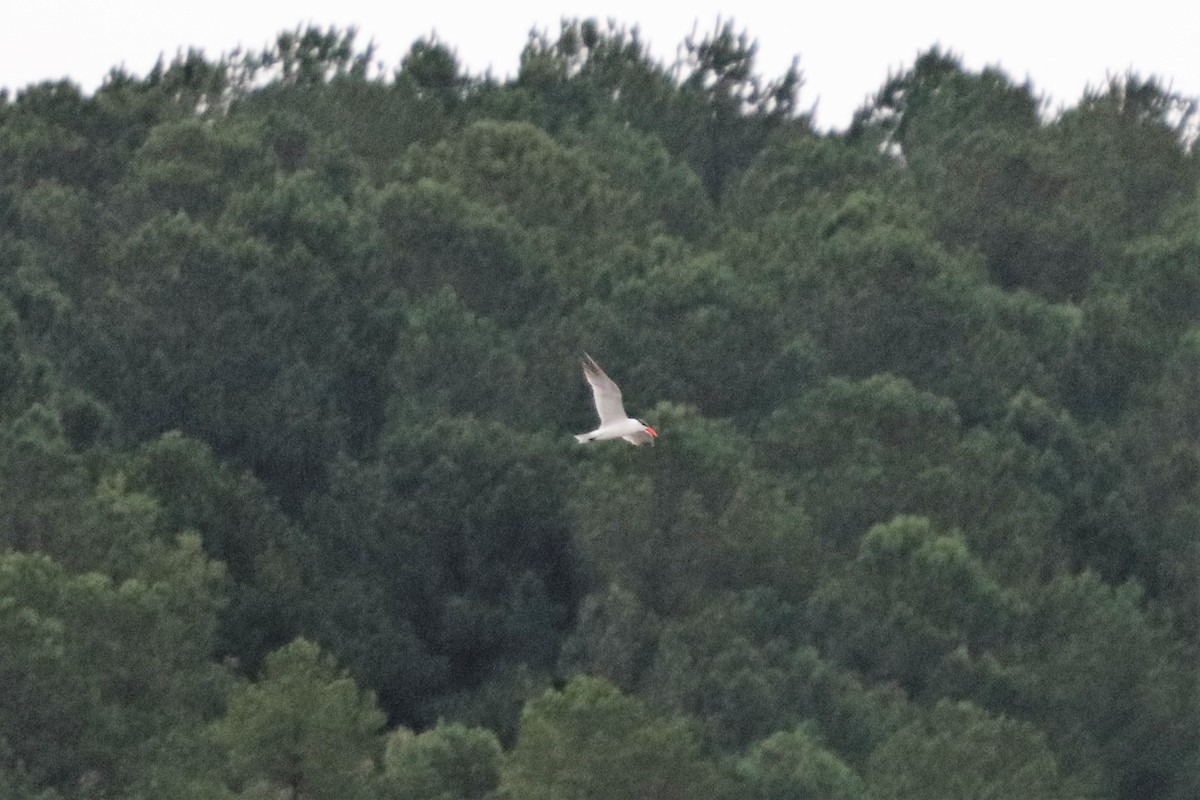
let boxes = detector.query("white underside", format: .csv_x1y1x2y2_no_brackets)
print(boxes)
575,418,652,445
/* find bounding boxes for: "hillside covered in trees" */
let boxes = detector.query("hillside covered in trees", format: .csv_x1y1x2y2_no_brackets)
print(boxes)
1,19,1198,800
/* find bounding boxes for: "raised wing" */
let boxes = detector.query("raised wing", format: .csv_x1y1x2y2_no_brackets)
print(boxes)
582,353,627,426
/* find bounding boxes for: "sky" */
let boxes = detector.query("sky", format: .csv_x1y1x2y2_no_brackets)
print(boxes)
3,1,1197,131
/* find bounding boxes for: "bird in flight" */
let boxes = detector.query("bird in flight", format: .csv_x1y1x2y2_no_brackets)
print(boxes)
575,353,658,446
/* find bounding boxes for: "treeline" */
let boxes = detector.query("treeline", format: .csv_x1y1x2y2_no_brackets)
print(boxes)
0,19,1197,800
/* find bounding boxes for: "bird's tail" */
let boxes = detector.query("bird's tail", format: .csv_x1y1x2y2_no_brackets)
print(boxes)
574,432,593,444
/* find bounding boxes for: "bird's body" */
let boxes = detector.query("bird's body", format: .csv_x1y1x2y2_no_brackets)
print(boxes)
575,353,658,446
574,417,655,445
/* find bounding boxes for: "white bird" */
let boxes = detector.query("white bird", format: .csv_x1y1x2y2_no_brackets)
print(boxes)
574,353,658,446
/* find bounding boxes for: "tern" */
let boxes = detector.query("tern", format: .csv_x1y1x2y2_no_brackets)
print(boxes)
574,353,659,446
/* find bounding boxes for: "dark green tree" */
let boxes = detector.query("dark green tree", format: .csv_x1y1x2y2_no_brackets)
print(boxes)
853,49,1108,299
301,416,575,722
1008,571,1199,800
571,403,819,615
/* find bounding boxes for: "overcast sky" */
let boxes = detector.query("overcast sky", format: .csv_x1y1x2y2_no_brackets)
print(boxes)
4,1,1197,130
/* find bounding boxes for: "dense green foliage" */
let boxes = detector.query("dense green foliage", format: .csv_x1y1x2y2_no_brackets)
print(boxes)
1,20,1197,799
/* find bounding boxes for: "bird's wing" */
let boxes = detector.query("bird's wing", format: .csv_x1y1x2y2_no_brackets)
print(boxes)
582,353,627,425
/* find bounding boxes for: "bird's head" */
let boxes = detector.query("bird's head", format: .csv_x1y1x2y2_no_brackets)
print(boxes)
637,419,659,442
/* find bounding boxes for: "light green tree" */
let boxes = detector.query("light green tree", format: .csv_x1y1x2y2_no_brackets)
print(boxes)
735,725,869,800
380,722,502,800
865,700,1089,800
503,676,723,800
213,638,384,800
0,543,227,797
807,515,1010,697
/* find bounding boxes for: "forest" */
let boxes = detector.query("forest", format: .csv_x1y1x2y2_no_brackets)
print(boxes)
0,18,1197,800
